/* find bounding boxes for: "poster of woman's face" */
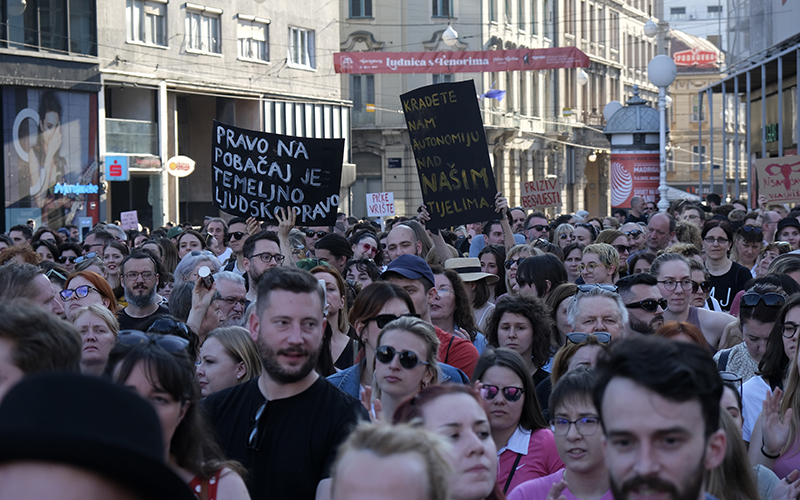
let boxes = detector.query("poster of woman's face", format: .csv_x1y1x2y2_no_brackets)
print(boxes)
3,88,98,230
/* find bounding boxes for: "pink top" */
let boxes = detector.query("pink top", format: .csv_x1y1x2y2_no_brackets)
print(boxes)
497,427,564,494
508,469,615,500
775,441,800,480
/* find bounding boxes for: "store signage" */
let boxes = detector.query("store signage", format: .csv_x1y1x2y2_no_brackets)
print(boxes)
673,47,718,68
166,155,196,177
105,156,129,181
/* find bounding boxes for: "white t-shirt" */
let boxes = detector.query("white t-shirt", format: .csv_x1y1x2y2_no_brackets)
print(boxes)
742,375,770,442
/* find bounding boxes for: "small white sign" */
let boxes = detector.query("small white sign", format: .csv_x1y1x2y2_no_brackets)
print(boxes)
366,192,395,217
120,210,139,231
166,155,196,178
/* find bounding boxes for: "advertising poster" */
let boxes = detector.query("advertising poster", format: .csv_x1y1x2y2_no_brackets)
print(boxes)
610,150,660,209
3,88,98,229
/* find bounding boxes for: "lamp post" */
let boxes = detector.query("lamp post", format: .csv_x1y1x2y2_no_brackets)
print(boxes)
647,55,677,213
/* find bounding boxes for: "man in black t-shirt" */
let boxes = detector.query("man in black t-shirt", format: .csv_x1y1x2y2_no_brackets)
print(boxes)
203,267,366,500
624,196,648,224
117,251,169,330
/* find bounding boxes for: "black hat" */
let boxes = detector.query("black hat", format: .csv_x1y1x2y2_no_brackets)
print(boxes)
778,217,800,234
0,373,196,500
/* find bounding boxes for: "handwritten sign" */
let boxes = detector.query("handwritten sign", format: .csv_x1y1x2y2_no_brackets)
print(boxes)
211,121,344,225
367,192,395,217
120,210,139,231
521,179,561,208
756,155,800,204
401,81,498,229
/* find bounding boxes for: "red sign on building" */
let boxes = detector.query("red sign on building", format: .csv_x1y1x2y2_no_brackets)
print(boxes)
610,151,661,209
673,47,718,68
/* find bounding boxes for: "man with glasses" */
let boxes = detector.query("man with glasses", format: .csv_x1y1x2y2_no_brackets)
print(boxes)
243,231,284,303
117,251,169,330
213,271,248,327
620,222,647,252
617,274,665,336
203,267,367,500
567,284,627,340
303,226,332,253
524,212,550,243
678,203,705,228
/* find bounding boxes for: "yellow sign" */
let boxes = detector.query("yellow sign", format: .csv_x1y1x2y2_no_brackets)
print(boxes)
366,103,375,113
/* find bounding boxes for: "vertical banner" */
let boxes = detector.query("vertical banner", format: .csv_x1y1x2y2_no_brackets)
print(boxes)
211,121,344,225
3,88,99,229
610,150,660,209
400,81,498,229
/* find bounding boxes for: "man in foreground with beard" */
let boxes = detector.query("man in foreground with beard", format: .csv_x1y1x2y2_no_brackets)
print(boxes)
593,336,726,500
116,251,169,329
203,267,368,500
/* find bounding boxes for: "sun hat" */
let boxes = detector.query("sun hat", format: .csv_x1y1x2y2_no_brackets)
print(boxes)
444,257,499,284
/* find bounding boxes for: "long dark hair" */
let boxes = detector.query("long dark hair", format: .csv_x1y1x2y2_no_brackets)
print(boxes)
431,266,478,340
473,348,548,431
479,244,508,297
759,294,800,390
112,343,245,479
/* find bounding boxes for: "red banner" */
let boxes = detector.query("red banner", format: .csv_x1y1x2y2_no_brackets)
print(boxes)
334,47,590,74
610,151,660,209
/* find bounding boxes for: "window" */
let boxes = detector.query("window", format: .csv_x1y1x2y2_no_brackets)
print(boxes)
609,11,619,49
351,0,372,18
707,5,722,18
237,17,269,61
351,75,375,125
692,95,705,121
186,6,221,54
597,7,604,44
565,0,575,34
692,145,706,170
490,0,497,21
433,0,452,17
504,0,512,23
580,0,586,38
519,0,525,29
432,74,454,83
288,27,315,69
670,7,686,19
589,5,595,42
530,0,537,34
127,0,166,46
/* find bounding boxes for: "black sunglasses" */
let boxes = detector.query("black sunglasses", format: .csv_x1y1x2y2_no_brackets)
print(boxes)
624,230,643,237
117,330,190,352
147,318,190,336
692,280,712,293
229,231,246,241
504,258,527,269
741,225,763,234
626,298,668,312
305,230,328,238
613,244,632,254
479,384,525,403
246,401,268,450
566,332,612,344
577,284,619,293
366,313,420,330
741,292,786,308
375,345,429,369
57,255,78,264
527,224,548,232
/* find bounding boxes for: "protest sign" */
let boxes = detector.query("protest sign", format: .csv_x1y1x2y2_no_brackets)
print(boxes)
120,210,139,231
756,155,800,204
211,121,344,225
366,192,395,217
401,81,498,229
521,179,560,208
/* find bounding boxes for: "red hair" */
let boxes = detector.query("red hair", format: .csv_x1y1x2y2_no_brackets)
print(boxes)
655,321,712,353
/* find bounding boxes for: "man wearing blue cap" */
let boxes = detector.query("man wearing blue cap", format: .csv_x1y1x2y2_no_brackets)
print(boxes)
381,254,479,378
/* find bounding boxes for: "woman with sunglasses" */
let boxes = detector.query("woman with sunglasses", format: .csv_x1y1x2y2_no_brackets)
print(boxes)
595,230,630,271
349,229,381,266
505,245,541,294
57,242,81,273
111,333,250,499
486,294,554,387
703,221,752,312
103,240,130,299
473,348,562,494
479,245,508,303
732,226,764,276
651,253,735,351
74,253,107,279
372,316,440,422
554,224,575,250
561,243,585,284
73,303,119,376
687,260,722,312
394,384,503,500
61,270,117,321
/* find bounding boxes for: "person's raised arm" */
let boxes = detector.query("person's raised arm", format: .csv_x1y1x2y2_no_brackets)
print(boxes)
276,207,296,266
749,387,792,470
418,204,453,264
186,276,218,346
495,192,516,251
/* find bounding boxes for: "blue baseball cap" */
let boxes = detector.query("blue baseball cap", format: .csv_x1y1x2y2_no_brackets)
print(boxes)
381,254,435,288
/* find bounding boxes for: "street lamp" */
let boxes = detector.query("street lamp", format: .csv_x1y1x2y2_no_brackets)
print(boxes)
647,54,677,213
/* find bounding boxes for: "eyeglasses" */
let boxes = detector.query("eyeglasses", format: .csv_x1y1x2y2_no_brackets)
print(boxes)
559,233,575,241
741,292,786,308
246,401,268,450
657,279,694,291
776,241,794,251
375,345,429,369
577,284,618,293
147,318,190,337
59,285,100,302
550,416,600,436
625,298,668,312
366,313,420,329
229,231,246,241
613,244,632,254
692,280,712,293
251,252,285,264
45,268,67,281
123,271,156,281
624,230,643,238
566,332,612,344
527,224,548,232
218,296,248,307
577,262,606,274
505,258,527,269
479,384,525,403
703,237,730,245
117,330,190,352
57,255,78,264
74,252,97,265
741,225,763,234
305,230,328,239
435,286,453,296
781,322,800,339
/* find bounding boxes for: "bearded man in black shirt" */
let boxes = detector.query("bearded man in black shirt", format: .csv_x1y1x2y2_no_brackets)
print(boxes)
203,267,367,500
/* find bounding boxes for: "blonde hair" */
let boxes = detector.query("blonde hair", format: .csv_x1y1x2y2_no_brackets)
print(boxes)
374,316,441,398
331,423,451,500
583,243,619,269
204,326,262,382
71,303,120,336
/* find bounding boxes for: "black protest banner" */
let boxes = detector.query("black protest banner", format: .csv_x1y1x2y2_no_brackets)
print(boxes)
401,81,498,230
211,121,344,225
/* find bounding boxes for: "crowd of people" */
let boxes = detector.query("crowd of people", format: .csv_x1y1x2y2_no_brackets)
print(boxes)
4,191,800,500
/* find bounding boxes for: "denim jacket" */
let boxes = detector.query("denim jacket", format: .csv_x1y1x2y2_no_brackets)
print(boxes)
327,359,470,400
